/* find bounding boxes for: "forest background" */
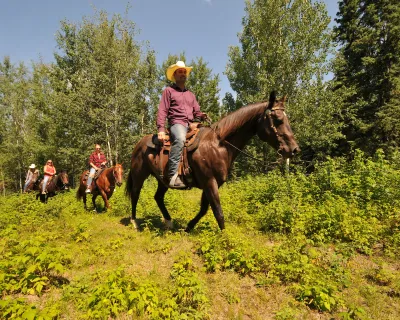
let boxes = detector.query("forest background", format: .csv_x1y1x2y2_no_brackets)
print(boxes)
0,0,399,192
1,1,400,319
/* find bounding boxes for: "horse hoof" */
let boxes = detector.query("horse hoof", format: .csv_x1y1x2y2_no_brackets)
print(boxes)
163,219,173,230
131,219,139,230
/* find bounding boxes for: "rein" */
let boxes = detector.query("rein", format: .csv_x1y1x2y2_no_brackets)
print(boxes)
222,140,267,165
210,106,287,169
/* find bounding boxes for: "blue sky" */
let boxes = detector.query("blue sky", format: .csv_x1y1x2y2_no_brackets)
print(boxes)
0,0,338,98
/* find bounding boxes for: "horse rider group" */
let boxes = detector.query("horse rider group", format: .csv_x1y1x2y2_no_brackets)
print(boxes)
23,160,56,194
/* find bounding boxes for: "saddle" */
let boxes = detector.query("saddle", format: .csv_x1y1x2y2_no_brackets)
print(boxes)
146,123,204,188
39,176,53,192
84,168,105,188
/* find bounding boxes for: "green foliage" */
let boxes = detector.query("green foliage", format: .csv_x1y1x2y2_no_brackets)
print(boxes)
0,239,70,296
71,222,91,243
78,260,209,320
0,297,61,320
0,152,400,318
81,268,160,319
295,283,340,312
170,254,209,318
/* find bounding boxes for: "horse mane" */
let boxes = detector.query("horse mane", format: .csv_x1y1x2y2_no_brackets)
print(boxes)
211,101,268,140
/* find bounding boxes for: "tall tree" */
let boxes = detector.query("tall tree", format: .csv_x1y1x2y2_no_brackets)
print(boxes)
226,0,343,165
50,10,158,176
0,57,33,191
334,0,400,153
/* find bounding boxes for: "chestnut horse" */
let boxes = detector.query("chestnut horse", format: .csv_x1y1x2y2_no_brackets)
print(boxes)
126,92,300,231
76,164,123,211
36,171,69,203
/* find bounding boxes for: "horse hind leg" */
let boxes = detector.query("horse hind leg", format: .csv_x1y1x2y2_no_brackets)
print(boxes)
127,172,149,230
185,191,210,232
154,181,172,230
92,194,98,212
83,193,88,210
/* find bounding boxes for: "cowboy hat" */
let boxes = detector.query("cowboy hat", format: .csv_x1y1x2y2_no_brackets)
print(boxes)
29,164,36,169
166,61,192,82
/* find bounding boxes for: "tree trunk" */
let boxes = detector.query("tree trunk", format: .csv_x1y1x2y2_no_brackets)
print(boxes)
105,123,113,166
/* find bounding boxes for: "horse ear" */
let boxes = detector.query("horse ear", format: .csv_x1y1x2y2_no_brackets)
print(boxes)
282,95,287,103
268,91,276,109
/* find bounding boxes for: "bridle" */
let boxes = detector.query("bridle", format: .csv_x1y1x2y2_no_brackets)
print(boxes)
263,106,287,155
59,172,69,189
112,165,122,185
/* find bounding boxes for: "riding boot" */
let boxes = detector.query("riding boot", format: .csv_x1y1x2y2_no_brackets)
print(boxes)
169,173,186,189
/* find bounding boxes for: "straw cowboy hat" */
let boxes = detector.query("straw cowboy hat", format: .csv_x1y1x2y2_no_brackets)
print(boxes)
29,164,36,169
166,61,193,82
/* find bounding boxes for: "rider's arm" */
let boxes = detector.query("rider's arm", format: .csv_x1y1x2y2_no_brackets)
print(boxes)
100,153,107,166
157,88,170,134
89,162,99,170
191,93,207,121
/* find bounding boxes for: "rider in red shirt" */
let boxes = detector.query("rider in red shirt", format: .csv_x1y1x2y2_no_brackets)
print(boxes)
86,144,107,193
42,160,56,194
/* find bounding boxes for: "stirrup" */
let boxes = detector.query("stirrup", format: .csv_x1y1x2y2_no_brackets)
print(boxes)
169,173,186,189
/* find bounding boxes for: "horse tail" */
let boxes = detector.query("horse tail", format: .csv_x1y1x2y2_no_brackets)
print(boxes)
125,169,133,199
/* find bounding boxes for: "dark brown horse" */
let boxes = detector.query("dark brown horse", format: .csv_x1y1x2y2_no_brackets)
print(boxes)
76,164,124,211
36,171,70,203
126,92,300,231
24,179,41,193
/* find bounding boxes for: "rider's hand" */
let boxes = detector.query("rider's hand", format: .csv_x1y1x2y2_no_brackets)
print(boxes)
158,131,166,142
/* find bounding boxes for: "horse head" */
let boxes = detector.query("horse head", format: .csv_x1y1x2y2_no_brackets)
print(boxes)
113,164,123,187
257,91,300,159
58,171,70,190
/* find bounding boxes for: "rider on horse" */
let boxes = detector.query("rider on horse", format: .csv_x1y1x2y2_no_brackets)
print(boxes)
86,144,107,193
23,163,39,193
42,160,56,194
157,61,208,189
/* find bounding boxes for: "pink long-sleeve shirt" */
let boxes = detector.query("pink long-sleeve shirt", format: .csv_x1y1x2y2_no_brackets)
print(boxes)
157,84,202,133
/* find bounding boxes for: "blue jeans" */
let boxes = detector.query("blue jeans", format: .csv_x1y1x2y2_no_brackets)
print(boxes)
169,124,188,178
42,176,50,193
86,167,96,188
23,180,31,192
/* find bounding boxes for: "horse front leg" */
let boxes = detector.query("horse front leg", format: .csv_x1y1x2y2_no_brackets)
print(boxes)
204,179,225,230
154,181,172,229
99,189,109,210
185,191,210,232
